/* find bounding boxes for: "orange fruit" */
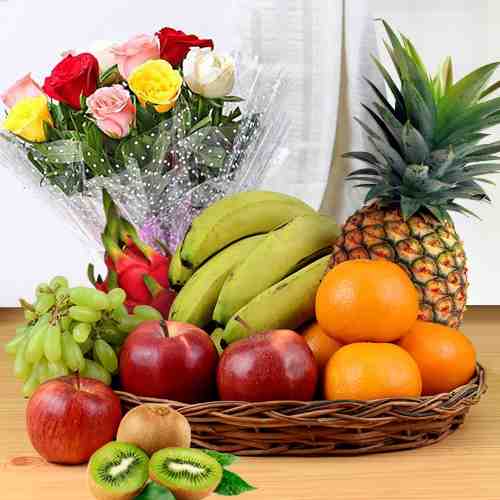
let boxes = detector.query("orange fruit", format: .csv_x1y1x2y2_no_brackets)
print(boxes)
302,322,342,371
398,320,476,395
316,259,418,343
324,343,422,400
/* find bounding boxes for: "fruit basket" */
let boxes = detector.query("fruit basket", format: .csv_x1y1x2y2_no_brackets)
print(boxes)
116,363,486,456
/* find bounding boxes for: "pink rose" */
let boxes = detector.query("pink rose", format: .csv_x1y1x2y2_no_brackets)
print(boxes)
111,34,160,79
1,73,44,109
87,85,136,138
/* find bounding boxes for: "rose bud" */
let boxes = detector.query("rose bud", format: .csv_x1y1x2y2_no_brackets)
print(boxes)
1,73,44,109
87,85,136,138
156,27,213,67
111,34,160,79
183,48,235,98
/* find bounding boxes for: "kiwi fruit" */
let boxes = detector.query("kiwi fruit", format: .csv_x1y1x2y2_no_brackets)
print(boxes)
87,441,149,500
149,448,223,500
117,404,191,456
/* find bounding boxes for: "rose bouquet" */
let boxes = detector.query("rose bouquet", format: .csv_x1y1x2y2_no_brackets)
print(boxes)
0,26,287,253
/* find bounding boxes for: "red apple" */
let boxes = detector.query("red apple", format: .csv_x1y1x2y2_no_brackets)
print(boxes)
26,376,122,464
119,320,218,403
217,329,318,402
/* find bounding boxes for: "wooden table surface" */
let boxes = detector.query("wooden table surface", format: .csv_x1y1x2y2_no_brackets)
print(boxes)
1,307,499,500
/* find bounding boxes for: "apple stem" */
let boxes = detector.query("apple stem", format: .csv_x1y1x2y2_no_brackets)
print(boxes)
159,319,170,338
75,372,80,390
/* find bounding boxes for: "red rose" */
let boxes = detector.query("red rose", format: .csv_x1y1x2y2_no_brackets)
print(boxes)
156,27,213,67
43,53,99,110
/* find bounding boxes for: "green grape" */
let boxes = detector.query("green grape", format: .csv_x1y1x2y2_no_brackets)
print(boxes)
14,337,32,380
25,318,50,364
47,360,69,378
133,305,162,321
107,288,126,310
117,315,143,333
93,339,118,373
44,322,62,362
61,332,85,372
69,287,110,311
59,315,72,331
34,293,55,315
68,306,101,323
49,276,69,291
36,283,51,296
79,337,94,355
100,325,127,346
80,359,111,385
72,322,92,343
55,287,70,302
23,369,40,398
111,304,128,321
34,358,49,384
5,327,29,355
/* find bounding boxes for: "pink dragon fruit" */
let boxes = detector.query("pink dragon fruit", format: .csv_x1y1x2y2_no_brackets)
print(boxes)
90,190,176,318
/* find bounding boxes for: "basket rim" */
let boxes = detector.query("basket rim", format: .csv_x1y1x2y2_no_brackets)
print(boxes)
115,362,486,409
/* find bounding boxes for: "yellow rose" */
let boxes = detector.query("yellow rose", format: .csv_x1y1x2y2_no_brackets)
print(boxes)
128,59,182,113
2,95,53,142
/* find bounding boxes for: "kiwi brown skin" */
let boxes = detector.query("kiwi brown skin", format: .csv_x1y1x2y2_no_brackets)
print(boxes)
87,442,149,500
149,448,223,500
116,404,191,456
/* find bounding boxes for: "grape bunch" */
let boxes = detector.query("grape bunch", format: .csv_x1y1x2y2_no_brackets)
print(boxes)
5,276,161,397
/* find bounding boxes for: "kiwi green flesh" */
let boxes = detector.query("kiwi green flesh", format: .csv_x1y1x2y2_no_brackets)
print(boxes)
150,448,222,492
90,442,149,493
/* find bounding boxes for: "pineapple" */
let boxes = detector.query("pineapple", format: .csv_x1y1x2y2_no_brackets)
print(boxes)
332,21,500,328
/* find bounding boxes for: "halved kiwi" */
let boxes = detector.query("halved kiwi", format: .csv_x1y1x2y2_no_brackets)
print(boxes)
88,442,149,500
149,448,223,500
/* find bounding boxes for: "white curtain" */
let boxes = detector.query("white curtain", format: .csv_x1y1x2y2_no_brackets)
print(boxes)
238,0,384,224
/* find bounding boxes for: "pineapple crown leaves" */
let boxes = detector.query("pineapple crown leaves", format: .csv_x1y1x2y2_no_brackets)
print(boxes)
344,20,500,221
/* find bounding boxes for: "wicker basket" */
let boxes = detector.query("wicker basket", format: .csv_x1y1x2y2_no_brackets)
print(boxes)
116,363,486,456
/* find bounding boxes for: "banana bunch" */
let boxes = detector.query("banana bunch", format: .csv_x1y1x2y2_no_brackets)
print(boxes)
169,191,339,346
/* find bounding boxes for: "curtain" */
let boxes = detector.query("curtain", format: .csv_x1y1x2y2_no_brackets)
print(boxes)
239,0,383,225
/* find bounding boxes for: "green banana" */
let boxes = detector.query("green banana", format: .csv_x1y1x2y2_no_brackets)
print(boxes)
168,243,194,289
180,191,315,271
213,214,339,325
222,255,330,344
168,235,265,327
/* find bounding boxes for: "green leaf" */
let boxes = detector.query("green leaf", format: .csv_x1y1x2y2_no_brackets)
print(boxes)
346,167,381,177
202,450,238,467
99,65,121,87
361,106,402,153
215,469,256,496
401,121,429,163
446,201,481,219
364,183,394,203
135,482,176,500
437,62,500,129
342,151,382,167
434,96,500,145
220,96,245,103
424,204,449,223
368,136,407,176
363,78,397,119
371,55,407,122
401,79,434,142
479,79,500,100
401,196,422,220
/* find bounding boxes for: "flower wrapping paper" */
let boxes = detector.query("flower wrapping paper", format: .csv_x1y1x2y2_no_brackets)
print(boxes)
0,53,288,256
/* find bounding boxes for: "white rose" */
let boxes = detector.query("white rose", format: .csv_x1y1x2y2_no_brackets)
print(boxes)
183,48,235,99
89,40,118,73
